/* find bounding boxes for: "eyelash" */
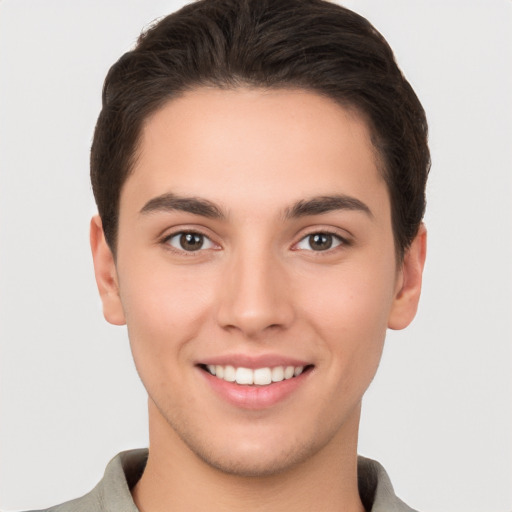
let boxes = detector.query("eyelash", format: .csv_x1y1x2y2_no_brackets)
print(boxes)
293,230,350,253
160,228,350,255
161,230,218,254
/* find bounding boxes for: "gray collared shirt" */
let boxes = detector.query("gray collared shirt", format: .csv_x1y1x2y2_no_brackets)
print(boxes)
29,449,418,512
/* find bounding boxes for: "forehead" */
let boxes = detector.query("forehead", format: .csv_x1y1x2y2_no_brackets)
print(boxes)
123,87,387,217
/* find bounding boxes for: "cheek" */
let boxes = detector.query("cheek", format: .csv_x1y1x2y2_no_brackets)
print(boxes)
117,260,217,360
299,258,397,373
302,258,396,327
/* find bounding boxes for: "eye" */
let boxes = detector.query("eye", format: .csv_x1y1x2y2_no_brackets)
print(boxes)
165,231,216,252
295,232,344,251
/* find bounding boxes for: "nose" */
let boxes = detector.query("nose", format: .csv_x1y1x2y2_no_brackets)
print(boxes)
215,250,295,339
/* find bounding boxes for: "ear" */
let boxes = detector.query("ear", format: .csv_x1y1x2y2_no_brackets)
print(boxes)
90,215,126,326
388,224,427,330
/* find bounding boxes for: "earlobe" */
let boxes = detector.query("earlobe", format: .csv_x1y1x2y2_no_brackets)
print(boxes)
388,224,427,330
90,215,126,326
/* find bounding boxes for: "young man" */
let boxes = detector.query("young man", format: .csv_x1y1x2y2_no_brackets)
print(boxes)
34,0,429,510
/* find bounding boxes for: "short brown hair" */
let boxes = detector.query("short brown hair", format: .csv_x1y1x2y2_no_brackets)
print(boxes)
91,0,430,258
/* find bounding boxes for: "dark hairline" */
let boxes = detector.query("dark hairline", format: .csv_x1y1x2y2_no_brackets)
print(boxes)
91,0,429,265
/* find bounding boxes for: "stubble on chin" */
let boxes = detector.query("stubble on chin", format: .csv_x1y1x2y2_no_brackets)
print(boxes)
151,398,345,479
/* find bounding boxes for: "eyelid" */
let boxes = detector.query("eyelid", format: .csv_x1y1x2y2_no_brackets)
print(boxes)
160,226,221,254
167,232,216,249
291,227,352,252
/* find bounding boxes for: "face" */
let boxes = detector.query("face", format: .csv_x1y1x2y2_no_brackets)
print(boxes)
92,88,425,476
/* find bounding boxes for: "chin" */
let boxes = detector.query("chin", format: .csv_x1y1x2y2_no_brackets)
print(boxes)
188,436,319,477
169,414,339,478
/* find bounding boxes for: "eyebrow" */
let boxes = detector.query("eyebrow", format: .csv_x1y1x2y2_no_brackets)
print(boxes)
285,195,373,219
139,193,226,219
139,192,372,221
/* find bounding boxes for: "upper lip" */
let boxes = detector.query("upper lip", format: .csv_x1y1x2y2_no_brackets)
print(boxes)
197,354,312,369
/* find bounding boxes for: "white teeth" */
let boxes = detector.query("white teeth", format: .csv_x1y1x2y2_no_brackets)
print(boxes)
294,366,304,377
271,366,284,382
223,365,236,382
284,366,295,379
253,367,272,386
235,367,253,385
205,364,306,386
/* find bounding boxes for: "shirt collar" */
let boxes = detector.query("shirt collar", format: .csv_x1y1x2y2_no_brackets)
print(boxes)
95,449,416,512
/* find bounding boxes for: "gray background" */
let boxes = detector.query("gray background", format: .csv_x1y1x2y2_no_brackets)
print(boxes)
1,1,511,510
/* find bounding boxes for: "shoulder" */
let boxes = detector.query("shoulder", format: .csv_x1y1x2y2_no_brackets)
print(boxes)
20,449,147,512
20,491,102,512
358,455,419,512
22,492,99,512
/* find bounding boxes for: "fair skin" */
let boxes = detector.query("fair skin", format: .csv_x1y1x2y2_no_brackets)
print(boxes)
91,88,426,512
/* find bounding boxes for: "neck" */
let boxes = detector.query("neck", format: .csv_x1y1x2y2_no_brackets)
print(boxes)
133,400,365,512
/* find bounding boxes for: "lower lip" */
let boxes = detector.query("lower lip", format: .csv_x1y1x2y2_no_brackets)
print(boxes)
199,368,311,410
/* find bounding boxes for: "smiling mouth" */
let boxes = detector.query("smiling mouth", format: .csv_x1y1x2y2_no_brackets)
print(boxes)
199,364,313,386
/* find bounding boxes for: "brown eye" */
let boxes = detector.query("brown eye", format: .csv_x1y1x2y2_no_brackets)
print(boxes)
296,232,343,251
180,233,204,251
165,232,215,252
309,233,333,250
